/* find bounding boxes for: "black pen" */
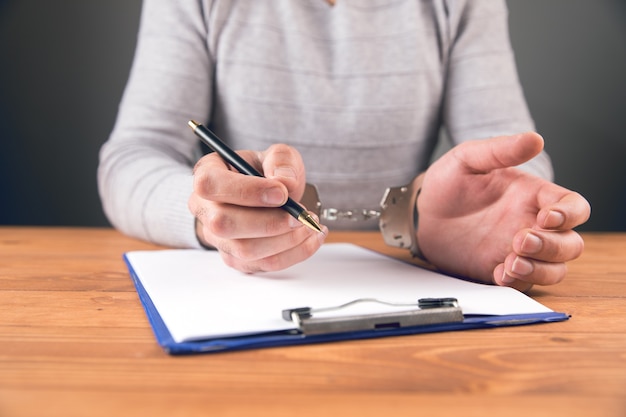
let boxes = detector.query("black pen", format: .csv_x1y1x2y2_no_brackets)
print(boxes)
188,120,323,233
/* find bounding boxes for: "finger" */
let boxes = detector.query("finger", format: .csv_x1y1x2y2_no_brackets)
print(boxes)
193,153,288,207
194,201,304,240
493,263,534,292
219,225,328,273
496,253,568,287
453,132,544,174
261,144,307,200
536,190,591,230
512,228,585,263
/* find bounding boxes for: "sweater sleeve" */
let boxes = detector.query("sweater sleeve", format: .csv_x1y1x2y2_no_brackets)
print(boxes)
98,0,213,247
442,0,553,180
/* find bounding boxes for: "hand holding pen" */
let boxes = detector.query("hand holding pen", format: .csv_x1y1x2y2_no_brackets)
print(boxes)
188,121,328,273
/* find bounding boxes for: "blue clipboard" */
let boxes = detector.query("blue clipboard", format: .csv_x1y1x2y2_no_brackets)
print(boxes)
124,252,569,355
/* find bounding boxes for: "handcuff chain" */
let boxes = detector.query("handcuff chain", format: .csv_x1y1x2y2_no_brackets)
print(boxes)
321,208,381,222
300,178,425,259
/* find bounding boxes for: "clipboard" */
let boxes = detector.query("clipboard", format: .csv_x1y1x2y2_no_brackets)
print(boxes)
123,244,569,354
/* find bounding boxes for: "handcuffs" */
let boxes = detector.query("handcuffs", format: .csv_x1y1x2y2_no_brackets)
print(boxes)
300,173,426,259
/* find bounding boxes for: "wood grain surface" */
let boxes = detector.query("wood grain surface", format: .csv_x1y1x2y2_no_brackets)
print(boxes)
0,227,624,417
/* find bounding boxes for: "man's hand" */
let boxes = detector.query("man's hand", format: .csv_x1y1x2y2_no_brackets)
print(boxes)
417,132,591,291
189,144,327,273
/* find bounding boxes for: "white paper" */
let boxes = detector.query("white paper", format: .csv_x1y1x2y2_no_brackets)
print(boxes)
125,243,552,343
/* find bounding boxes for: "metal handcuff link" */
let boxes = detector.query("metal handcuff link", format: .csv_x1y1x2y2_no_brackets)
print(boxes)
300,174,425,259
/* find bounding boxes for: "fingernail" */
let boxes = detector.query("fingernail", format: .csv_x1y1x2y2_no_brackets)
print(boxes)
262,187,285,205
512,256,534,276
521,232,542,254
501,271,515,284
545,210,565,228
273,166,297,179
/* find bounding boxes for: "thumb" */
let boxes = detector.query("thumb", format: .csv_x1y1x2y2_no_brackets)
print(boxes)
454,132,544,174
261,144,307,200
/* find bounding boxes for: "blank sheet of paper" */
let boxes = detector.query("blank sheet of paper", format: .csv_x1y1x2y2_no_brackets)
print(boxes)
125,244,552,343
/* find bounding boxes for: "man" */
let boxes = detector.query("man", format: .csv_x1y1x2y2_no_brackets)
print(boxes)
99,1,590,291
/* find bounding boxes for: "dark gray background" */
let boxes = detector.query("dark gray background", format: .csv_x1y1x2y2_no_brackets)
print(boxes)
1,1,624,230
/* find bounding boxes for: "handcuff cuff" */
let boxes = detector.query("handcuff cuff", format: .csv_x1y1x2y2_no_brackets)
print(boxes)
300,173,426,260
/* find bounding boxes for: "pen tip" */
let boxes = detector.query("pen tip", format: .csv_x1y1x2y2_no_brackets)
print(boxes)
298,211,324,234
188,120,200,130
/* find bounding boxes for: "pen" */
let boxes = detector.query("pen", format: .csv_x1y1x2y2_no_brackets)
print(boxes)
188,120,323,233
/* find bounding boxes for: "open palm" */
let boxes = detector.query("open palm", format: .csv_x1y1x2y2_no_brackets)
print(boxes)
417,133,590,290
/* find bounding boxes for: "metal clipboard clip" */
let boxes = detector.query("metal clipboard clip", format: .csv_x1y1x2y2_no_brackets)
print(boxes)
282,297,463,336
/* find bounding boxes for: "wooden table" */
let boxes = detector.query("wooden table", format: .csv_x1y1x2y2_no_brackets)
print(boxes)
0,227,624,417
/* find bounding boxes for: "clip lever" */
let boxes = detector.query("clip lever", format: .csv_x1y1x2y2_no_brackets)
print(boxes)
282,298,463,336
